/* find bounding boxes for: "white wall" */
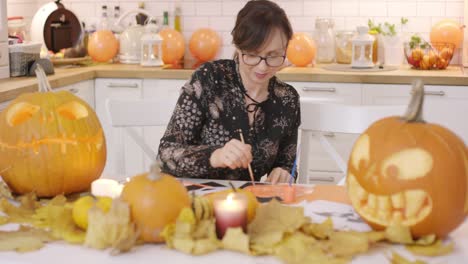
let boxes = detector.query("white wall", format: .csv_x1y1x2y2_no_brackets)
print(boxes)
7,0,466,62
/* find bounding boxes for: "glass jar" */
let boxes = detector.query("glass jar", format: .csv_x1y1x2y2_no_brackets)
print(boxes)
314,18,335,63
335,31,354,64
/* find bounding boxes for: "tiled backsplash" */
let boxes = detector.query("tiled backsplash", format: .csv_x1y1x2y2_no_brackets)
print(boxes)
7,0,466,62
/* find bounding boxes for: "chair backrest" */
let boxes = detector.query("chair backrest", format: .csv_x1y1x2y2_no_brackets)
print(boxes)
106,98,174,127
105,98,175,177
298,99,407,185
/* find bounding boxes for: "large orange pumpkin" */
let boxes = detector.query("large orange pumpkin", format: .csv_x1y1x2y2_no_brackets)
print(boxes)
347,80,468,239
121,165,190,243
0,91,106,197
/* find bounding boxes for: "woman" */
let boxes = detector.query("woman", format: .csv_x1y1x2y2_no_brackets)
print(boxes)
158,0,300,184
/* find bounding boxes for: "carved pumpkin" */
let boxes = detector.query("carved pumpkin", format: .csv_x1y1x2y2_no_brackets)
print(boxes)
121,165,190,243
0,90,106,197
347,80,468,239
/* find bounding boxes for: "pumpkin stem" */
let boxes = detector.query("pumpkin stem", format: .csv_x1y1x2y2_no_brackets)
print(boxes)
228,181,237,192
403,79,425,123
147,163,162,181
35,65,53,93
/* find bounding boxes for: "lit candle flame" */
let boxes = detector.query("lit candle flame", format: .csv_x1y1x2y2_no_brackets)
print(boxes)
226,193,234,202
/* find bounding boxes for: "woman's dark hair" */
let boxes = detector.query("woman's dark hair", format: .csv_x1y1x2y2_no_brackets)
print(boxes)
231,0,293,59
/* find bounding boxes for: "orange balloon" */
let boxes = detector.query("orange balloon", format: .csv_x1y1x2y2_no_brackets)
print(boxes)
159,29,185,65
430,19,464,49
286,33,316,67
189,28,221,62
87,30,119,62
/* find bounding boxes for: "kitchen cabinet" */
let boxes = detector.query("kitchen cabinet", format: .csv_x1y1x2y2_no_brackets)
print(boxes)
56,80,95,108
94,78,185,180
363,84,468,144
94,78,143,180
287,82,362,184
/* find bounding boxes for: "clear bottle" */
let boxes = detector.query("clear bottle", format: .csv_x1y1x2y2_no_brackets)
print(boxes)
174,5,182,32
98,5,110,30
314,18,335,63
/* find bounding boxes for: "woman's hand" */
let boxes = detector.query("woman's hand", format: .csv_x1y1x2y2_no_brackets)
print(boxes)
266,167,291,184
210,139,252,169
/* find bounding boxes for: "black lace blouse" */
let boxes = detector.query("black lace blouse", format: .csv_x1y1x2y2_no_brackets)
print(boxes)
158,59,301,181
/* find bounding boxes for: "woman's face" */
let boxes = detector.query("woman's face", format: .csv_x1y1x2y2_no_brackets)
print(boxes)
237,28,288,88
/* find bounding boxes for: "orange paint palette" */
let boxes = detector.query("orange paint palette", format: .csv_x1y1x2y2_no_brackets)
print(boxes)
244,184,351,205
244,184,311,204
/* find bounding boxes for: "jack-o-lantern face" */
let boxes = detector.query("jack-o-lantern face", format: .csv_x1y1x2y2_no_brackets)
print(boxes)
347,81,468,239
347,116,468,239
0,91,106,197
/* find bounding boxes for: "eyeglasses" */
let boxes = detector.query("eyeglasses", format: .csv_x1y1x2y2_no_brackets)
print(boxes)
241,53,286,67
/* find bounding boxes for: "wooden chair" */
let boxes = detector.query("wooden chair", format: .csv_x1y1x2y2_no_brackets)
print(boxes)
298,99,407,185
105,98,175,178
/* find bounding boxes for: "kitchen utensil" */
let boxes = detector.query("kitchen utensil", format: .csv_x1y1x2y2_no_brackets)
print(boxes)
30,0,82,53
114,9,153,64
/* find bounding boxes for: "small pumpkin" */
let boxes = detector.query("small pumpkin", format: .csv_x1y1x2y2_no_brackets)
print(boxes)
347,80,468,239
0,77,106,197
121,164,190,243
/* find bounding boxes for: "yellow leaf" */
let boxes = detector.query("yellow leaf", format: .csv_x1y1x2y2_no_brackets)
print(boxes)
0,225,54,252
84,199,138,254
222,227,250,254
301,217,334,239
385,225,414,244
390,251,427,264
327,231,369,257
406,240,454,256
0,181,13,200
248,199,307,251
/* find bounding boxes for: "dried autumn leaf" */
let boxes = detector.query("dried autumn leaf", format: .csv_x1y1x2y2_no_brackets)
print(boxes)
275,232,348,264
248,199,308,254
0,198,36,223
84,198,138,254
301,217,334,239
32,195,84,244
385,225,414,244
366,231,386,243
0,215,7,225
0,225,55,252
414,234,436,246
274,232,317,264
326,231,369,257
192,238,220,255
221,227,250,254
163,207,220,255
0,181,13,200
406,240,454,256
390,251,427,264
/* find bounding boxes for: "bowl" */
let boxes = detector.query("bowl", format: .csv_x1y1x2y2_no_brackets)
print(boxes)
404,42,455,70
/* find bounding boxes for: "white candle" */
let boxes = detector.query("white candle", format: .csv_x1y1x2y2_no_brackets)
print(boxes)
213,193,248,239
91,179,123,199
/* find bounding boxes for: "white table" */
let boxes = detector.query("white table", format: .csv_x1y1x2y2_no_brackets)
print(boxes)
1,180,467,264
